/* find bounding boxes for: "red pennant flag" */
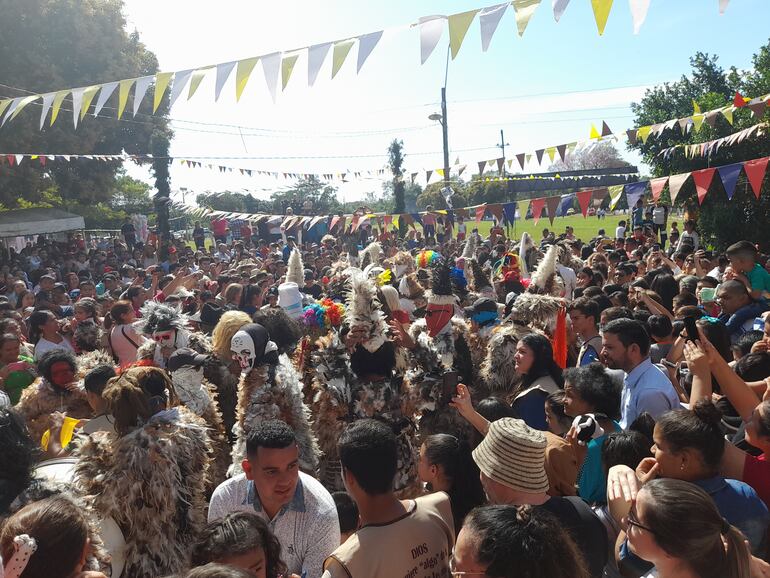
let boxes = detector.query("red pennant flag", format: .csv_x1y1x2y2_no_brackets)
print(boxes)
329,215,341,231
545,196,560,225
601,121,612,137
745,156,770,199
6,155,15,167
530,198,545,225
692,168,716,205
383,215,392,227
475,205,486,223
576,190,592,217
650,177,668,203
39,156,46,167
733,91,749,108
516,153,526,170
350,215,360,232
488,204,503,223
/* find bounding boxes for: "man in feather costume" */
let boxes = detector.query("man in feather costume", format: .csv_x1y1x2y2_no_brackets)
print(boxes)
403,260,474,440
135,301,210,369
73,366,212,578
229,322,320,476
310,269,419,495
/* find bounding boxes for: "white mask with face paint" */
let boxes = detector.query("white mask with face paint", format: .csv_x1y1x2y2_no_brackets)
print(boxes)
231,327,278,373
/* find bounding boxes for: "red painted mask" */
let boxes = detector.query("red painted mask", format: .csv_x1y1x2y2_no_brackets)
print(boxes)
50,360,75,389
425,304,454,337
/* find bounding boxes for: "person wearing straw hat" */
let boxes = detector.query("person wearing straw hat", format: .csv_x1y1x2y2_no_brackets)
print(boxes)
471,417,607,578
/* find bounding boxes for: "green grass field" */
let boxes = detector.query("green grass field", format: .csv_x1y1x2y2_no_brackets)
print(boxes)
472,213,625,242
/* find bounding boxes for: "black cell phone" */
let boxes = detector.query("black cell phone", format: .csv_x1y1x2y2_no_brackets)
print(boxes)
683,316,698,342
442,371,459,405
652,244,660,251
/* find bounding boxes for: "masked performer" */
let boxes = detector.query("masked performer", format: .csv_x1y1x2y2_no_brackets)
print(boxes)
16,349,92,443
73,366,211,578
136,301,210,369
311,271,418,495
230,323,319,476
404,260,473,439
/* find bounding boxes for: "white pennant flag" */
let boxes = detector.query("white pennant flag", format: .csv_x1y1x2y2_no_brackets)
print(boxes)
628,0,650,34
418,16,446,64
261,52,281,103
2,97,23,126
71,87,85,128
39,92,56,130
308,43,332,86
479,3,508,51
132,75,154,116
168,69,194,109
552,0,571,21
15,155,24,165
214,61,237,101
357,31,383,73
93,82,118,117
719,0,729,14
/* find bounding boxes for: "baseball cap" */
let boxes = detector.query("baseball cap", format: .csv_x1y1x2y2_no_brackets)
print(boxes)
166,348,208,373
464,297,498,318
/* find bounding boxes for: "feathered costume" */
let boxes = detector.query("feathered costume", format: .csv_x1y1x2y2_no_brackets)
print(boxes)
135,301,211,368
74,406,211,578
310,271,418,494
286,247,305,287
479,323,535,397
404,261,474,440
230,324,320,476
16,379,92,444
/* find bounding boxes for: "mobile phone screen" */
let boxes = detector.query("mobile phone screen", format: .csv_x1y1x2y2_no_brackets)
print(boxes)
442,371,458,405
683,316,698,342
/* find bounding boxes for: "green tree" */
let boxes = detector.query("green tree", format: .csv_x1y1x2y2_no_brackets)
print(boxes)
549,141,632,171
628,44,770,249
388,139,406,214
0,0,171,208
270,176,342,214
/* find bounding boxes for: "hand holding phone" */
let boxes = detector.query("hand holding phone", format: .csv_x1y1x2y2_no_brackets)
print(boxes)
442,371,459,405
683,316,699,342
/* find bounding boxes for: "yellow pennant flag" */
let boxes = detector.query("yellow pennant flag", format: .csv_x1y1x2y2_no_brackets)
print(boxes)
692,99,701,115
590,0,614,35
436,168,445,177
117,79,135,118
8,95,39,121
50,91,69,126
448,9,479,59
608,185,624,210
80,86,100,120
153,72,173,112
188,67,210,100
512,0,541,37
0,99,11,119
546,146,556,162
692,114,705,132
637,125,652,143
281,54,299,90
235,58,259,101
589,124,601,139
721,106,734,125
332,40,355,79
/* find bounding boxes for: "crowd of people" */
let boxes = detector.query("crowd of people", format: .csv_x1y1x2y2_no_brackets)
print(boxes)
1,204,770,578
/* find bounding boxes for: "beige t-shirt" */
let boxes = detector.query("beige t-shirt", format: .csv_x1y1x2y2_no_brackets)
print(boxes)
323,492,454,578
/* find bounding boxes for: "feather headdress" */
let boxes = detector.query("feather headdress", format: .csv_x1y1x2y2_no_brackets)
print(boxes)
461,233,477,260
529,243,562,296
429,260,457,306
136,301,189,335
469,259,492,292
399,273,425,299
345,270,388,353
519,232,534,279
286,248,304,286
359,241,382,273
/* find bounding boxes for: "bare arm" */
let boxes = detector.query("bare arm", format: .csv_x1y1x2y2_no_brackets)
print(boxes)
450,383,490,435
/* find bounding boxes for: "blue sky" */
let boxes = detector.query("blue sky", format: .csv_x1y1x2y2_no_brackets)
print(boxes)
121,0,770,203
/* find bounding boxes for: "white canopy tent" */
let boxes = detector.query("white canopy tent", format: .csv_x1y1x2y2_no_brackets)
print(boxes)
0,208,85,238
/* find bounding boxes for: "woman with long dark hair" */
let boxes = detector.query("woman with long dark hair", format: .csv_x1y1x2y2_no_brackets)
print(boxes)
28,309,74,360
417,433,485,533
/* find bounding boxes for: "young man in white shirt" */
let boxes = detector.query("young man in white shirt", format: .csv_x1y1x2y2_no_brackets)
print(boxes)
209,420,339,577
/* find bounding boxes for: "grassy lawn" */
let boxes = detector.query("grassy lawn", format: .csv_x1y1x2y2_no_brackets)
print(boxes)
472,213,625,242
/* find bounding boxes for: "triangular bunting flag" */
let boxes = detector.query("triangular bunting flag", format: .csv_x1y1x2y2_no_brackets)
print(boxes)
488,204,504,223
50,90,69,125
0,100,11,122
545,195,561,225
476,206,486,223
733,91,749,108
117,78,135,119
436,168,445,178
448,9,479,59
692,114,705,132
503,202,518,222
704,111,719,128
15,155,24,166
426,170,433,182
80,85,100,120
556,144,567,161
590,0,614,35
629,0,650,34
261,52,281,103
89,82,112,119
332,39,355,78
553,0,571,22
235,58,259,102
692,168,716,205
5,95,39,124
308,42,333,86
717,163,743,201
512,0,541,37
39,93,55,130
637,126,652,143
282,53,300,90
479,3,508,51
625,182,647,212
650,177,668,203
418,16,446,64
668,172,691,204
601,121,612,137
526,153,532,164
132,75,153,117
214,61,237,102
693,100,701,115
357,31,383,73
546,147,556,163
744,157,770,199
608,185,624,210
458,165,466,176
626,129,638,144
516,153,526,169
589,124,601,139
168,70,193,109
70,88,85,128
496,158,505,174
721,107,734,125
748,100,767,118
535,149,545,165
188,67,211,100
576,190,592,216
153,72,173,112
478,161,486,175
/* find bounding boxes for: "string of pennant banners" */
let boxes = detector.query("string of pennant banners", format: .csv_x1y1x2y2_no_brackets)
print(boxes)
173,154,770,233
0,0,741,136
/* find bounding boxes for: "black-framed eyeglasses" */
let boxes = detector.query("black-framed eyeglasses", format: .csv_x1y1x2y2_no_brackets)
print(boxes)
626,509,656,535
449,554,487,576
